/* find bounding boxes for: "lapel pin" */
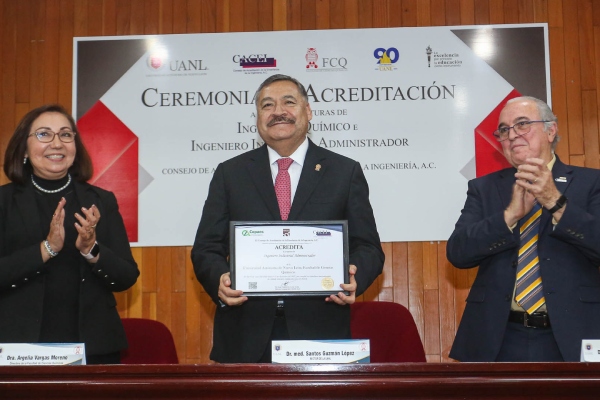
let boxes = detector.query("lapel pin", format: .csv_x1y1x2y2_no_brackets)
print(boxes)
315,164,321,171
555,177,567,183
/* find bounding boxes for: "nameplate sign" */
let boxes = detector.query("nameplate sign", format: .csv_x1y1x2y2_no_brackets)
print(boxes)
0,343,86,365
271,339,370,364
581,340,600,362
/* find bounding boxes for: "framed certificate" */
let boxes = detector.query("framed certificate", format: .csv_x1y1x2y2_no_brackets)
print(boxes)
230,221,349,296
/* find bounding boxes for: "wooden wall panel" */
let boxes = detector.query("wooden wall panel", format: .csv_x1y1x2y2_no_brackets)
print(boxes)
0,0,597,365
564,1,584,155
344,0,358,28
460,0,475,24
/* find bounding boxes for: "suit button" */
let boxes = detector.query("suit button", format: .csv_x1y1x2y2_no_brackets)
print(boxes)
81,278,85,282
11,284,16,288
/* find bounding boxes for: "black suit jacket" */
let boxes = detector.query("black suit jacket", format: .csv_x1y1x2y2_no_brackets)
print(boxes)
0,180,139,356
192,139,384,363
447,157,600,361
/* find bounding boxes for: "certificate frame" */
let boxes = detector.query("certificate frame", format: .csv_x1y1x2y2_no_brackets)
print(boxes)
230,220,349,297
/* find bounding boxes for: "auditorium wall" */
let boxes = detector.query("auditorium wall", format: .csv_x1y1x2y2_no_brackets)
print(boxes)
0,0,597,364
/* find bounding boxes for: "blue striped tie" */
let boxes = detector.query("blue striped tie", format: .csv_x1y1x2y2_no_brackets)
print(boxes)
514,202,546,314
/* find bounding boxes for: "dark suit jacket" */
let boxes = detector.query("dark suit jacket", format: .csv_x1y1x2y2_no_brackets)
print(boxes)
192,139,384,363
0,180,139,356
447,157,600,361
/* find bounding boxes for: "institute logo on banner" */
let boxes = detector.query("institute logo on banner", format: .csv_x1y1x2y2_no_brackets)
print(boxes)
306,48,318,68
232,53,278,75
147,54,165,71
374,47,399,71
146,54,208,76
426,46,433,67
425,45,463,68
305,48,348,73
283,229,290,237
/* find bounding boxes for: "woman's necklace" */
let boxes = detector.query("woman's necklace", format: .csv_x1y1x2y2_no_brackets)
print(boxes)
31,173,72,194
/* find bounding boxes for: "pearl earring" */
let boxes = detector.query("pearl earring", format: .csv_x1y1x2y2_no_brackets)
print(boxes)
23,156,27,164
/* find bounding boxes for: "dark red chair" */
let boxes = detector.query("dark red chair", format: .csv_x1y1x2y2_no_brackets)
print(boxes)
120,318,179,364
350,301,426,362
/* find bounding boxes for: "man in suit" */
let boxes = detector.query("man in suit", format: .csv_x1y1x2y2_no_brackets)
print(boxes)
447,96,600,362
192,74,384,363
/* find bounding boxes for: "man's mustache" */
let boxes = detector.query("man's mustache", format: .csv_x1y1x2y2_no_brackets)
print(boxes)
267,115,296,127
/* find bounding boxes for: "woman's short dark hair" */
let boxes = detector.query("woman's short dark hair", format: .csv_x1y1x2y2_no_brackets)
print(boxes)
4,104,93,184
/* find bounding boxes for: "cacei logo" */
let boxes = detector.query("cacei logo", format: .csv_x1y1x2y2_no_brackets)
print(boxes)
232,53,279,75
373,47,399,71
233,54,277,68
241,229,264,236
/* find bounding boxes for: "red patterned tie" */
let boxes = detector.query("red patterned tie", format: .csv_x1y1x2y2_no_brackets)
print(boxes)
275,158,294,220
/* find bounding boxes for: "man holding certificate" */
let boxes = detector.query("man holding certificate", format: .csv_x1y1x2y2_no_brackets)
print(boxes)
192,74,384,363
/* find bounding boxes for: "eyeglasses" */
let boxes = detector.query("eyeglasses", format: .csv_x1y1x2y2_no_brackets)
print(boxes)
493,120,550,142
28,129,76,143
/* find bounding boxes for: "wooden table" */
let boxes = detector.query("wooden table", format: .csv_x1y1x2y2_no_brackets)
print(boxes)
1,362,600,399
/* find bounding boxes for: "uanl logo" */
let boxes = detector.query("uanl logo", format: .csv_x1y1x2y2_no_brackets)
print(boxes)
146,54,208,74
305,48,348,72
147,54,165,70
373,47,399,71
314,230,331,236
170,59,207,72
233,54,277,68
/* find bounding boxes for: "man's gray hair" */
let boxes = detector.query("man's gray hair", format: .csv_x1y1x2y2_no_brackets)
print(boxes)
253,74,309,105
506,96,559,150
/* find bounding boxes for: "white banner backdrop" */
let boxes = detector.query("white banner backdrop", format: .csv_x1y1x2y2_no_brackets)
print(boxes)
73,24,550,246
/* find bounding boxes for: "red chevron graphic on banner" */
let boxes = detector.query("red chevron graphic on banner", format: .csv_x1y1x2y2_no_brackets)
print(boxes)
475,89,522,177
77,101,138,242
